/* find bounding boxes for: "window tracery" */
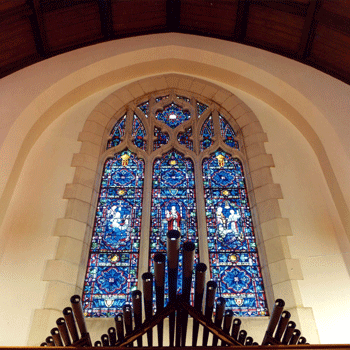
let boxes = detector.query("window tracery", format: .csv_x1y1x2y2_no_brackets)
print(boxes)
137,101,149,118
132,114,147,150
153,127,170,151
200,115,214,151
82,90,268,318
155,102,191,129
177,127,193,150
219,114,240,150
197,101,208,116
106,114,126,150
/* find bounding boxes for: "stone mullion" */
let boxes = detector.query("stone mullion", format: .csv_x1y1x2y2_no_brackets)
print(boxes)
138,97,156,283
192,99,199,155
194,159,210,272
212,109,221,143
125,108,133,137
138,156,154,284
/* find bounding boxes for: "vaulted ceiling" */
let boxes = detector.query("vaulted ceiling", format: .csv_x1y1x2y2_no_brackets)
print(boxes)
1,0,350,84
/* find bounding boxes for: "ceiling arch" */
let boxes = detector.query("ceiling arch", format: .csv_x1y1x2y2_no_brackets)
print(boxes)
1,0,350,85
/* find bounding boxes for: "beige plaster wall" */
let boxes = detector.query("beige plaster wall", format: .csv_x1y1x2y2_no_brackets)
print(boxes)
0,34,350,345
0,85,127,345
229,88,350,344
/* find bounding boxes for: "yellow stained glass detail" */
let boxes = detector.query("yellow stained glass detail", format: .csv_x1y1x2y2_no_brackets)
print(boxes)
216,154,225,167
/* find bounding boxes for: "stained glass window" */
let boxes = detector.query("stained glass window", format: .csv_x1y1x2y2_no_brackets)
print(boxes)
197,101,208,116
149,149,198,304
82,151,144,317
177,127,193,151
84,91,269,319
200,115,214,151
219,115,239,149
107,115,126,149
153,127,169,151
132,114,147,151
138,101,149,118
156,103,191,129
202,150,268,317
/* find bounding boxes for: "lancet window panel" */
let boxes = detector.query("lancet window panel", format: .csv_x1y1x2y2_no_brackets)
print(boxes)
149,149,199,254
202,150,268,317
149,149,199,306
82,151,144,317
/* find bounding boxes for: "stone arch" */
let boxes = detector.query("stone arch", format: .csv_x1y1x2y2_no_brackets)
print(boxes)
30,74,317,344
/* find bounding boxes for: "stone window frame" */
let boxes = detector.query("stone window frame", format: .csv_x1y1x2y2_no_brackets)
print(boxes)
30,74,315,344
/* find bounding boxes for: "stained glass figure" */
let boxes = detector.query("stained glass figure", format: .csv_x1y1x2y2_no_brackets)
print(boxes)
149,149,198,305
200,115,214,151
82,150,144,317
153,127,169,151
202,150,268,317
197,102,208,116
107,115,126,149
132,114,147,151
156,103,191,129
219,115,239,149
138,101,149,118
177,127,193,151
155,95,169,102
177,95,190,102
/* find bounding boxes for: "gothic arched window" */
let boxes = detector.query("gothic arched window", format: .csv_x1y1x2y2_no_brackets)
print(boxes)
82,91,268,317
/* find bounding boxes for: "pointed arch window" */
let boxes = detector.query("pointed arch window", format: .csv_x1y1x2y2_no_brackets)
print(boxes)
82,91,268,317
203,150,267,316
83,151,144,317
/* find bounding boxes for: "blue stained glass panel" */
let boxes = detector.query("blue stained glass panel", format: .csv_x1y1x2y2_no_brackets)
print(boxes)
107,115,126,149
132,114,147,150
150,150,198,253
200,115,214,151
219,115,239,149
197,102,208,116
82,151,144,317
177,127,193,151
153,127,169,151
156,103,191,129
138,101,149,117
149,149,198,307
202,150,268,317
